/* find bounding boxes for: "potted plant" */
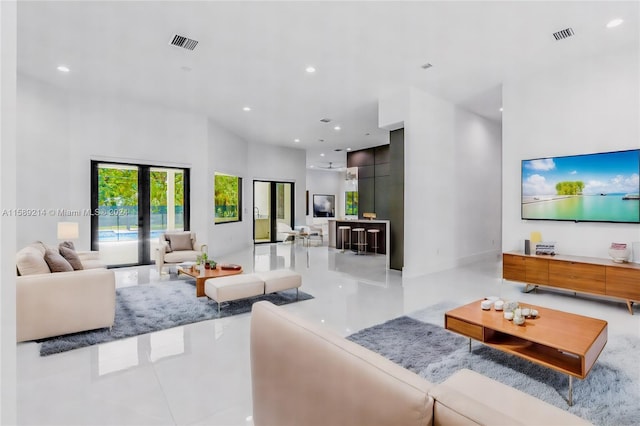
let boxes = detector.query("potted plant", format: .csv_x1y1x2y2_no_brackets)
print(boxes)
207,259,217,270
202,253,210,269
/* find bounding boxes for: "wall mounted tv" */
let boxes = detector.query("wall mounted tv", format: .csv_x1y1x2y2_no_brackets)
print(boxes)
521,149,639,223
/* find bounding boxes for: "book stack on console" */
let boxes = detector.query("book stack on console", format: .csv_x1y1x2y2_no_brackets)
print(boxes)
535,242,556,255
610,242,627,250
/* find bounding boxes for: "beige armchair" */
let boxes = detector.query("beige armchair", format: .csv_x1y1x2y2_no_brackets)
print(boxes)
156,231,202,274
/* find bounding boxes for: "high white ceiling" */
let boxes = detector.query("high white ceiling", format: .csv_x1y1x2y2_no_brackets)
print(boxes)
17,1,639,169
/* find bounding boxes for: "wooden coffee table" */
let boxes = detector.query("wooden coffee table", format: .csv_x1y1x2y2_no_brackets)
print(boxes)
445,300,608,405
178,265,243,297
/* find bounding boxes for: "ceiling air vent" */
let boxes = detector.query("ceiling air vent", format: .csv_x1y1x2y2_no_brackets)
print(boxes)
320,118,332,123
170,34,199,51
553,28,574,41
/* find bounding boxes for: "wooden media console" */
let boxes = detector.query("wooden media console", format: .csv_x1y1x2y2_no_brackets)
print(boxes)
503,252,640,314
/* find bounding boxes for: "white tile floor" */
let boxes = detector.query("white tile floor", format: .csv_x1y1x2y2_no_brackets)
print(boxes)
16,243,640,425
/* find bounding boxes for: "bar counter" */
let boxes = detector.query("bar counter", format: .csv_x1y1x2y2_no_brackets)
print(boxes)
328,219,390,267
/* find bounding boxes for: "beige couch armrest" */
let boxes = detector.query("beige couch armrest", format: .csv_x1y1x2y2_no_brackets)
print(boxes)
76,250,100,261
16,268,116,342
432,369,591,426
76,251,106,269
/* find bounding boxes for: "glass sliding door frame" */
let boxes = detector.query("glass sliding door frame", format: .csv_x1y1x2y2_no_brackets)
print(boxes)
91,161,190,267
253,180,294,244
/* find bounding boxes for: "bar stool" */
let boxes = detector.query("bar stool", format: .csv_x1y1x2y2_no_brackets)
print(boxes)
352,228,367,255
337,226,351,252
367,229,380,254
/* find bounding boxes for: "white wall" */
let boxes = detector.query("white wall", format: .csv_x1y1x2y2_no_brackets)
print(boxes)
502,47,640,258
207,119,250,257
306,168,346,224
17,75,209,250
247,142,307,227
1,1,18,422
380,87,502,278
16,75,309,263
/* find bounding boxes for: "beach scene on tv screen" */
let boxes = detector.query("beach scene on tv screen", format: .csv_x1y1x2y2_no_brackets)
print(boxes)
522,150,640,223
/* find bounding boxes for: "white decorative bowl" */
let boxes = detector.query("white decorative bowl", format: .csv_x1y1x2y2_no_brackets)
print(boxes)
609,248,630,263
481,300,493,310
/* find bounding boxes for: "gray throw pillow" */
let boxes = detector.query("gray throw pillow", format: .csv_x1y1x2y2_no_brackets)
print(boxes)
164,235,173,253
59,245,84,270
60,240,76,251
44,248,74,272
167,233,192,251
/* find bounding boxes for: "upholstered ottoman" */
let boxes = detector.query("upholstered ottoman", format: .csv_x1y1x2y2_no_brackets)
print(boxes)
255,269,302,297
204,274,264,314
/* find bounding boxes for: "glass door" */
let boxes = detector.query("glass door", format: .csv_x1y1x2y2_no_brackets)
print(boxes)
149,167,186,260
94,163,140,266
91,161,190,267
253,181,294,244
254,181,271,243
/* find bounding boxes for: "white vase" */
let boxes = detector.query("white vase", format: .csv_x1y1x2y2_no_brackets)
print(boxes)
633,242,640,264
609,248,630,263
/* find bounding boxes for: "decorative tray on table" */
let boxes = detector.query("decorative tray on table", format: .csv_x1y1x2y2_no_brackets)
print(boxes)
219,263,242,271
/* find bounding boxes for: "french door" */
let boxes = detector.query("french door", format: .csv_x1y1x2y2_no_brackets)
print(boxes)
253,180,294,244
90,161,190,267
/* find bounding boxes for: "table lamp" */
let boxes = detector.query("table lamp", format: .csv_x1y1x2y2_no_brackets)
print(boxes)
57,221,79,241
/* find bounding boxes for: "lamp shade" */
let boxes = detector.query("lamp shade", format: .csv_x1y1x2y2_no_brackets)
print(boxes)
57,222,79,240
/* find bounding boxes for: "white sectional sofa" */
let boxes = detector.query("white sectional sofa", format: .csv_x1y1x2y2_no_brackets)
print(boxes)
16,242,115,342
250,301,590,426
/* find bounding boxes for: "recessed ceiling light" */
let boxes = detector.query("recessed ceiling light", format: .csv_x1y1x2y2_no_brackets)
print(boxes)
606,18,624,28
499,107,503,112
306,66,316,73
310,165,315,168
294,138,300,143
320,153,325,157
346,148,352,151
318,139,325,142
242,106,251,112
57,65,70,73
334,126,341,131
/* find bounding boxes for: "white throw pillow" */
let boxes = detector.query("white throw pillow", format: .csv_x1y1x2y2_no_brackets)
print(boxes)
16,246,51,275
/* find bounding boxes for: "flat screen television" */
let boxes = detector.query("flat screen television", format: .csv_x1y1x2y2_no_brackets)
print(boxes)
521,149,640,223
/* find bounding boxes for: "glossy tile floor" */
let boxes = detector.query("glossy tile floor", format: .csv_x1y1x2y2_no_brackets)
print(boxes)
16,243,640,425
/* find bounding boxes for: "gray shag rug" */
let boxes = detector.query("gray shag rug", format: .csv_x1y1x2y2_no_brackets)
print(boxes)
38,279,312,356
348,303,640,426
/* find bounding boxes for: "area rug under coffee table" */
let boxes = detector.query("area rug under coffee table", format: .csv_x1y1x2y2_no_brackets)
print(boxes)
347,303,640,426
38,279,313,356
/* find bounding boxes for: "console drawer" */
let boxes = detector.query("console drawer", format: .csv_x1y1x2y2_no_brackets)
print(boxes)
503,254,526,281
549,260,606,294
445,317,484,341
606,267,640,300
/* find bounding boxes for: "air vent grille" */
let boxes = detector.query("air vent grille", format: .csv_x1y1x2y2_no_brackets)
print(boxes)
320,118,332,123
553,28,574,41
170,34,199,51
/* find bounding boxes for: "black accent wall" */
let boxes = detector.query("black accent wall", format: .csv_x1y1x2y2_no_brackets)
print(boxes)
389,129,404,271
347,133,404,270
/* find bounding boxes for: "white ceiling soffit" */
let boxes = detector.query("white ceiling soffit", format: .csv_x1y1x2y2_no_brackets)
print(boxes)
16,1,639,168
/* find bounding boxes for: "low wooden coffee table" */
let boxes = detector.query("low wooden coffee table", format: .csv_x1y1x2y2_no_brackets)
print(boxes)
445,300,608,405
178,265,243,297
